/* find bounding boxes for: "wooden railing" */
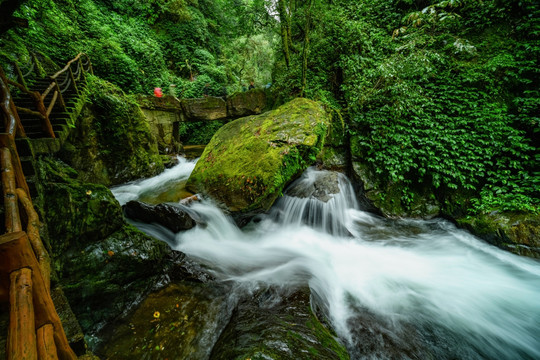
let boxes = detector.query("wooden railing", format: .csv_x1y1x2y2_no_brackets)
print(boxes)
0,58,80,359
6,53,93,137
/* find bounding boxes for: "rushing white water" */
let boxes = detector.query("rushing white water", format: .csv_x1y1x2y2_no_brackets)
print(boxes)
113,160,540,359
111,156,197,205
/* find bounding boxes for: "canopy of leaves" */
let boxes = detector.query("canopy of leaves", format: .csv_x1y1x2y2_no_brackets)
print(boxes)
272,0,539,214
0,0,277,96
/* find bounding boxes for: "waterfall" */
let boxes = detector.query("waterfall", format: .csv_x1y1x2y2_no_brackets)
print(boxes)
112,159,540,359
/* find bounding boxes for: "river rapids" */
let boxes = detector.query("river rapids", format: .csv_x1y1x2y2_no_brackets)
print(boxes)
112,157,540,360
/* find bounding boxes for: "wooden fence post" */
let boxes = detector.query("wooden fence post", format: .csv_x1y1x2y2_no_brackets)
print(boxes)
8,267,38,360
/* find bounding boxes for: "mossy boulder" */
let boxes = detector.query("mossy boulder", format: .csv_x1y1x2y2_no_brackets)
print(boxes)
36,157,172,334
457,212,540,258
186,98,330,213
59,75,164,186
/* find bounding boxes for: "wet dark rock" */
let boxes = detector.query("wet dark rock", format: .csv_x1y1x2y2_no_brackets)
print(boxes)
36,157,173,336
210,287,349,360
169,253,215,283
51,286,87,355
99,281,233,360
286,171,340,202
123,200,197,233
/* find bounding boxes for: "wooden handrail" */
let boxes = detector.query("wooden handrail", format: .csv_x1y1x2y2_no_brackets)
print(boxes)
0,55,85,359
50,53,82,80
46,91,58,117
41,82,56,101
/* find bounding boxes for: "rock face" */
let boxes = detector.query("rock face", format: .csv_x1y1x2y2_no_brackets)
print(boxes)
186,98,331,213
227,88,266,117
101,284,349,360
59,76,164,186
182,96,228,121
286,171,340,203
140,109,183,154
457,212,540,258
137,89,267,122
36,157,172,334
123,200,198,233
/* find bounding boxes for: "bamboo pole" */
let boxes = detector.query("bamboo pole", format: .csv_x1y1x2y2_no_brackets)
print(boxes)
8,267,38,360
37,324,59,360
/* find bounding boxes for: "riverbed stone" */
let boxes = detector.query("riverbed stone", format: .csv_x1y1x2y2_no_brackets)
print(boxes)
100,281,232,360
186,98,331,213
210,287,349,360
123,200,198,233
286,171,340,203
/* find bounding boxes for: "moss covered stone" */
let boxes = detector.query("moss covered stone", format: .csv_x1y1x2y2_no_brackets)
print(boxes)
457,212,540,258
36,156,172,334
59,75,164,186
186,98,330,212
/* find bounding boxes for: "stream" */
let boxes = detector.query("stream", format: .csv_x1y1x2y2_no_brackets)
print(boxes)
111,157,540,359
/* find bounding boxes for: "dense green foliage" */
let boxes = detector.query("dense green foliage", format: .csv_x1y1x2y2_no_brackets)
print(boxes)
1,0,538,215
0,0,276,95
271,0,539,215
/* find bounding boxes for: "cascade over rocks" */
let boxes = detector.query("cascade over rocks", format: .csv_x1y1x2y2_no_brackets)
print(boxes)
186,98,331,213
286,170,340,203
123,200,199,233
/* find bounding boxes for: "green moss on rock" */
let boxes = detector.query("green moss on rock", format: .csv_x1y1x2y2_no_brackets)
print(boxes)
186,98,330,212
36,156,172,334
59,75,163,186
457,212,540,258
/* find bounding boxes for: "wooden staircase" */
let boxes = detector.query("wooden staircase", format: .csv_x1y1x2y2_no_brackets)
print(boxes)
0,53,92,360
